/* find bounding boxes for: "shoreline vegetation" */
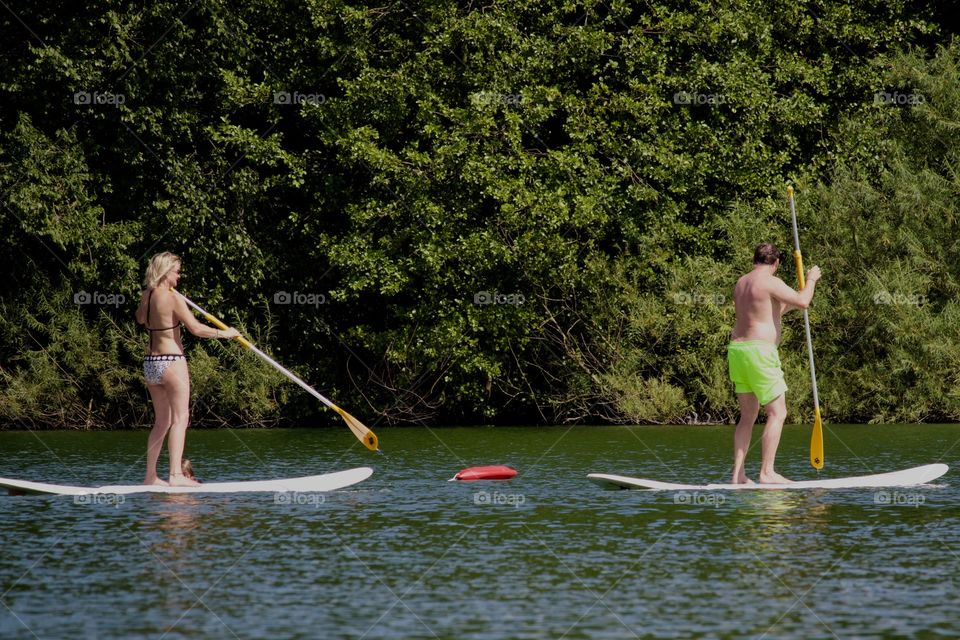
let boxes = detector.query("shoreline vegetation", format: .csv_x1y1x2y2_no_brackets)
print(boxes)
2,3,960,429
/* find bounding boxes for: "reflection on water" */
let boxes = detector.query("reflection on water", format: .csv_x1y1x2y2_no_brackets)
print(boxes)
153,494,204,535
0,424,958,639
135,495,207,629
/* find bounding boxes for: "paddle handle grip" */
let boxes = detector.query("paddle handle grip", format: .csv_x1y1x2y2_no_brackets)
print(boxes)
794,251,805,289
788,186,807,289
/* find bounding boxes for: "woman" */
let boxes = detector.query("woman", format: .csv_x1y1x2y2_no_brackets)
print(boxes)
135,252,239,486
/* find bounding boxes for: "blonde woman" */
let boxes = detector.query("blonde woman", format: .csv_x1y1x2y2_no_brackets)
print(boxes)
135,252,239,486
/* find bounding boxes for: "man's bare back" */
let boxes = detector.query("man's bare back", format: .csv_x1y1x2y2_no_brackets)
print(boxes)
731,264,821,344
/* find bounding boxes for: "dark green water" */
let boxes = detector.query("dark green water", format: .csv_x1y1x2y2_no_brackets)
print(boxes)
1,423,958,639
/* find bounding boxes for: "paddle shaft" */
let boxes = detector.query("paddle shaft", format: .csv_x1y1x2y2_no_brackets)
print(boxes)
787,189,821,409
179,293,338,409
176,292,379,450
788,186,824,469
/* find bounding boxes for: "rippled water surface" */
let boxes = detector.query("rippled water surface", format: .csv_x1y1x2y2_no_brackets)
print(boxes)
1,424,958,639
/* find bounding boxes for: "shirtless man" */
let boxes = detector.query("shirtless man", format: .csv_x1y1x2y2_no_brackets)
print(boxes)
728,243,821,484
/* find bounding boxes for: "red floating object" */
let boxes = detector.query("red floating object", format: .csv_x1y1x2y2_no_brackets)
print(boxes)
453,465,518,481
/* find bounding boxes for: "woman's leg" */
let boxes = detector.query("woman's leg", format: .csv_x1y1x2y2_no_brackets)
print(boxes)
145,382,172,485
162,360,199,486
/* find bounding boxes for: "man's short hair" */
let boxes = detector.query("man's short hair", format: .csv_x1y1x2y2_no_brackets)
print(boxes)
753,243,781,265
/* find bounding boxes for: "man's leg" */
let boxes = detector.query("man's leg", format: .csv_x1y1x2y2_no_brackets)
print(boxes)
732,392,759,484
759,393,792,484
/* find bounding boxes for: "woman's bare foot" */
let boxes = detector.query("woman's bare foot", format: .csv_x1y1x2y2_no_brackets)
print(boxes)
144,475,170,486
759,471,792,484
168,473,200,487
732,474,756,485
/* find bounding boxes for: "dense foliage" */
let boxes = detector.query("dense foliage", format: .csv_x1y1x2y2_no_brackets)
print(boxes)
1,1,957,428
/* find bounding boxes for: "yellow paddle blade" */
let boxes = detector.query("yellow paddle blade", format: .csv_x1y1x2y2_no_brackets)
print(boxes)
810,406,824,470
335,405,379,451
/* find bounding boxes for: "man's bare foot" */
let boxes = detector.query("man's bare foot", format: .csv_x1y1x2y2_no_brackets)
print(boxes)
144,476,170,486
168,473,200,487
732,475,756,485
758,471,792,484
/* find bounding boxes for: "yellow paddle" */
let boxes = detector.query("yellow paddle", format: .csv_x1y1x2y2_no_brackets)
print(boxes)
787,186,823,469
176,291,379,451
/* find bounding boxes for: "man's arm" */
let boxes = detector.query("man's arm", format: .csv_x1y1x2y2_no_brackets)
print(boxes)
770,266,821,310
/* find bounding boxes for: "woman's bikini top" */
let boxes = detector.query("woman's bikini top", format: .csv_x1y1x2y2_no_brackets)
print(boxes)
145,288,183,352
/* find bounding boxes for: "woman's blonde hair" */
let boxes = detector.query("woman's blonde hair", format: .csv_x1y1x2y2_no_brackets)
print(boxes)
143,252,181,289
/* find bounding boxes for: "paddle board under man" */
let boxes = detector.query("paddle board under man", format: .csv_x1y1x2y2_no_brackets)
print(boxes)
728,242,821,485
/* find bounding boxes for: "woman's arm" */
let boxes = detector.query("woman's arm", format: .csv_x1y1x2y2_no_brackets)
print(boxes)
172,293,240,339
135,291,148,325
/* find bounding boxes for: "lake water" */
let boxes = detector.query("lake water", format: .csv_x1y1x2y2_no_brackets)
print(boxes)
1,423,958,639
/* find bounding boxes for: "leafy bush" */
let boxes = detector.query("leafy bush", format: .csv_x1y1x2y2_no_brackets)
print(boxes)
0,2,956,427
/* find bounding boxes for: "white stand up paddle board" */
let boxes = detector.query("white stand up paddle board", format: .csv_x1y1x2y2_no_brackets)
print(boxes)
0,467,373,496
588,464,948,491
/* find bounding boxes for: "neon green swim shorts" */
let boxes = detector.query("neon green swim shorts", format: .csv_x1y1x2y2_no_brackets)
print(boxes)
727,340,788,406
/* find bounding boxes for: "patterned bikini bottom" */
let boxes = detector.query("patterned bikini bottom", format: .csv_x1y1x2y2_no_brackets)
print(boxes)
143,354,186,385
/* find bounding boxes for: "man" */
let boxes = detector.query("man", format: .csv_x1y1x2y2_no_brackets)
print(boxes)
728,243,821,484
